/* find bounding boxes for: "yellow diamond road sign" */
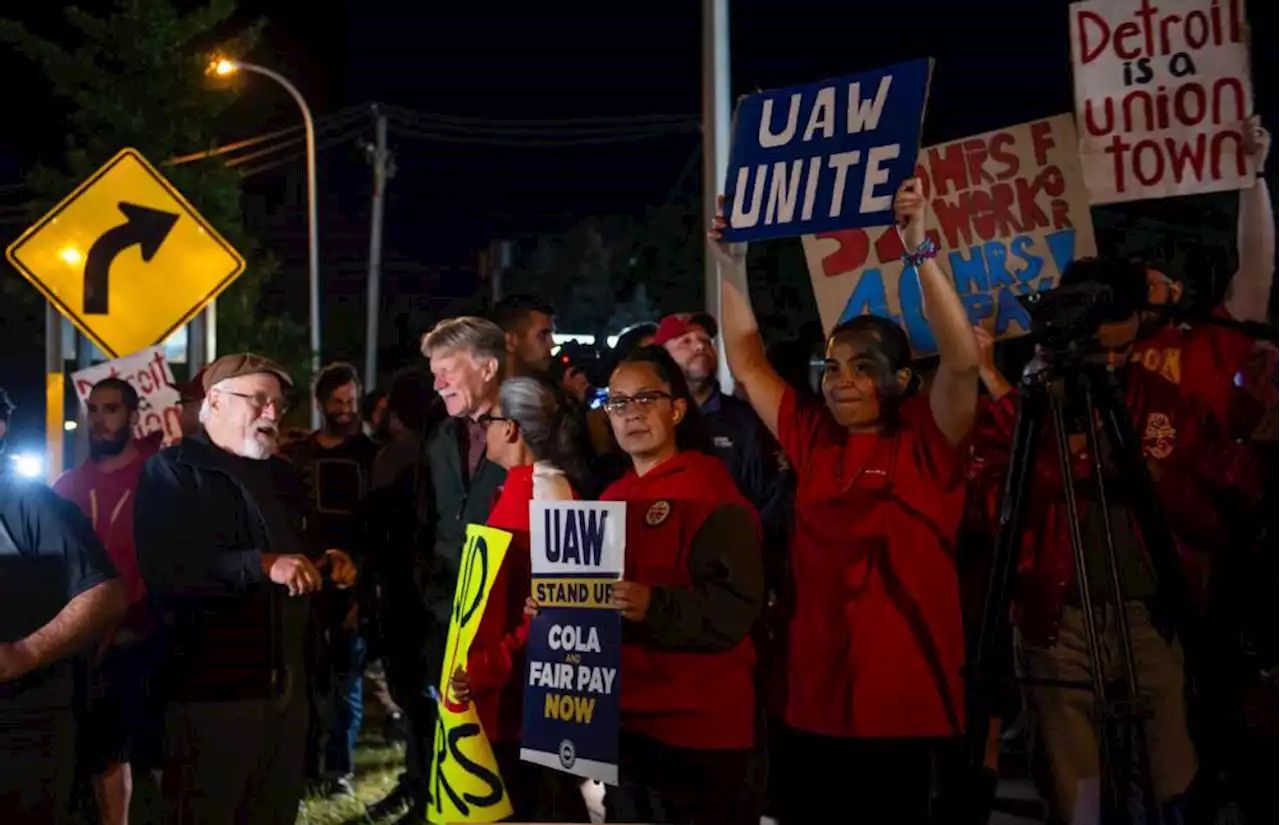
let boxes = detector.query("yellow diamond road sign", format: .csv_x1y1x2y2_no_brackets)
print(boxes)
5,147,245,359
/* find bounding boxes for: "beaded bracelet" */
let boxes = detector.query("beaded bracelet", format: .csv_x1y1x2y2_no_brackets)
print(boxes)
900,236,938,268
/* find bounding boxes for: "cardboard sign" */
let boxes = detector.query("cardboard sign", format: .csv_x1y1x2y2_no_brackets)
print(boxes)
802,115,1097,354
71,346,182,445
429,525,515,824
720,60,931,242
521,502,626,785
1069,0,1255,204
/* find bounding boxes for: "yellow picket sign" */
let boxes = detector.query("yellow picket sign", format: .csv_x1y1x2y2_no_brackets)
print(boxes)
428,524,515,824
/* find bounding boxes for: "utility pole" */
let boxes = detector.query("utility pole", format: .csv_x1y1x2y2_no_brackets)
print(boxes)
43,306,65,484
73,331,92,465
490,239,510,307
189,306,209,367
702,0,733,393
363,104,392,391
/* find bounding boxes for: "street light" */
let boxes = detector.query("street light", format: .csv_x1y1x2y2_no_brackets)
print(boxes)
210,56,322,429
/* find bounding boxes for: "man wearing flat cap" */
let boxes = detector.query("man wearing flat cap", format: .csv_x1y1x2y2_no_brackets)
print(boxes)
134,353,357,824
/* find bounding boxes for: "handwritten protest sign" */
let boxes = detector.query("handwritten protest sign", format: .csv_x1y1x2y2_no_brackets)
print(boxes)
429,525,514,824
720,59,931,242
802,115,1096,354
1069,0,1255,204
71,346,182,445
521,502,626,785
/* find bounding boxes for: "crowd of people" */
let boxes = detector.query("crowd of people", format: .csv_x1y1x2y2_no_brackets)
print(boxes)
0,125,1275,825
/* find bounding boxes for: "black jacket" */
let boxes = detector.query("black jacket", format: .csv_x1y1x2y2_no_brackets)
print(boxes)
416,415,506,676
701,389,792,568
134,431,318,703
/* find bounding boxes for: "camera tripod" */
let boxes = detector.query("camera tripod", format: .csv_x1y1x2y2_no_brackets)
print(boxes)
961,351,1209,825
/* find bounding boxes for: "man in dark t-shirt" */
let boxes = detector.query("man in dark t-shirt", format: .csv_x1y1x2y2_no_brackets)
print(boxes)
280,362,378,793
0,388,128,824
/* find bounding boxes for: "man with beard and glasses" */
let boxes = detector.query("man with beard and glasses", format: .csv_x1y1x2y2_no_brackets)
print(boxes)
53,378,164,825
280,362,379,796
654,312,791,587
135,354,357,824
655,313,789,509
2,386,128,825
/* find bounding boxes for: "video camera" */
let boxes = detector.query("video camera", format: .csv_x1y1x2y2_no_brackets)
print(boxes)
1018,257,1149,358
553,340,608,382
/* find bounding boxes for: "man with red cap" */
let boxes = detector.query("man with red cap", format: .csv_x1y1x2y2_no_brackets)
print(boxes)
652,312,790,550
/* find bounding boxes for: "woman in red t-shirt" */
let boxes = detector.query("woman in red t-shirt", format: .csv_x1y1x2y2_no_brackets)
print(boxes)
598,346,764,825
709,180,981,823
448,375,589,821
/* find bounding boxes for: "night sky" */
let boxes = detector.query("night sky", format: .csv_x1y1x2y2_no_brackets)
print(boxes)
1,0,1276,445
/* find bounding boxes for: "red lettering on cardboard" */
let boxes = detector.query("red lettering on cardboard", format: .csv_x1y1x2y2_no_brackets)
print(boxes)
989,131,1020,180
817,229,870,276
1075,0,1242,63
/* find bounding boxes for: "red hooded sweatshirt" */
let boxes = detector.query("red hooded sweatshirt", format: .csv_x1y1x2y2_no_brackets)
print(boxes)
601,449,762,751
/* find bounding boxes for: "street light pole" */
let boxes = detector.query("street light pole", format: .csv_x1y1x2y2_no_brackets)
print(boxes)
702,0,733,393
215,59,321,428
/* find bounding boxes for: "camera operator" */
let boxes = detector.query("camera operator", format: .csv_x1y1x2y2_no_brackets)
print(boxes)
967,118,1269,818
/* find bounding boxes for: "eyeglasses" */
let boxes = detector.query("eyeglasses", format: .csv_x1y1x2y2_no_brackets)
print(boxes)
603,391,673,416
478,413,513,427
219,389,290,415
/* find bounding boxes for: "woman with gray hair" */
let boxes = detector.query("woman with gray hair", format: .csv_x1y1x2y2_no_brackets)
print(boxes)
493,375,593,498
448,374,592,820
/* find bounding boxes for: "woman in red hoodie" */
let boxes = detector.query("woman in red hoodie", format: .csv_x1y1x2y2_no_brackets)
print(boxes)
599,345,764,825
709,180,981,823
449,375,590,821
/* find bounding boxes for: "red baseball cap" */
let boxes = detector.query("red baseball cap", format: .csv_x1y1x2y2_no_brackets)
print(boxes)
650,312,718,347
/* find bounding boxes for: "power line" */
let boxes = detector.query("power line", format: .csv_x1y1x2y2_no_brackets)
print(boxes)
382,104,698,129
387,121,700,148
166,106,367,166
386,109,700,138
236,123,368,178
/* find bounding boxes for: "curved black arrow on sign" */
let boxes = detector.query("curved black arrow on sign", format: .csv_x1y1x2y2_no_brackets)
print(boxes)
83,202,180,315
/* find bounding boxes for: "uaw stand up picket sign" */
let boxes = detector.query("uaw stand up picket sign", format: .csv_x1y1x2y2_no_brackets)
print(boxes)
521,502,627,786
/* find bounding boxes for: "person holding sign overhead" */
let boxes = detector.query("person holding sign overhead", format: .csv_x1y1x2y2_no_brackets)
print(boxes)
448,375,591,821
594,345,764,825
709,178,980,824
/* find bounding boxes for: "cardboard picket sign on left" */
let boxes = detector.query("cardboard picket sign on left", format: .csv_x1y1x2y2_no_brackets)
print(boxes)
801,114,1097,355
72,346,183,446
428,524,515,824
